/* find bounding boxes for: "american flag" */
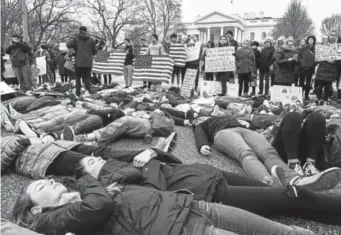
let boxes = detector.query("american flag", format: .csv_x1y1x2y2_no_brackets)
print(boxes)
133,46,148,55
164,43,186,67
92,50,126,75
133,55,174,83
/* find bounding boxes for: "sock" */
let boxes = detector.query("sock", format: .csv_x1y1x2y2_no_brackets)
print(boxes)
288,159,300,165
306,158,316,163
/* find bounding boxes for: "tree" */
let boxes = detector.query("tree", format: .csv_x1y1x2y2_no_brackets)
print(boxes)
1,0,21,46
273,0,314,40
140,0,182,42
321,14,341,36
124,26,149,44
83,0,142,48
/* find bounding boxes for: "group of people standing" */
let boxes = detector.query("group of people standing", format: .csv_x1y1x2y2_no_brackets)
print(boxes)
200,30,341,100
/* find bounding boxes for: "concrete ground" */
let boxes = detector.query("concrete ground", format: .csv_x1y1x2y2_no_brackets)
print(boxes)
1,126,341,234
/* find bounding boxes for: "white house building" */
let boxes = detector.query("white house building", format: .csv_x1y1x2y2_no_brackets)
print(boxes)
180,11,280,44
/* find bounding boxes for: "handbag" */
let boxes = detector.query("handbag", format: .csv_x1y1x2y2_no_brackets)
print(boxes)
64,60,75,72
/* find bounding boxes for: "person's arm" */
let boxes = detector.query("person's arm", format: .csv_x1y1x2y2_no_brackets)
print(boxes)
35,175,112,235
275,51,290,64
194,125,210,151
66,38,77,49
251,50,256,72
5,45,13,55
160,44,166,55
99,167,143,186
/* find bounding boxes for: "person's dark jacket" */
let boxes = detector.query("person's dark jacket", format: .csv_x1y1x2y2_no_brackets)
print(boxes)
33,175,193,235
315,61,339,82
1,135,26,174
194,116,243,150
124,45,134,65
252,48,261,70
259,47,275,72
58,52,67,75
299,35,316,69
66,32,97,68
235,48,256,74
1,47,5,73
229,39,238,53
5,42,31,67
274,48,298,85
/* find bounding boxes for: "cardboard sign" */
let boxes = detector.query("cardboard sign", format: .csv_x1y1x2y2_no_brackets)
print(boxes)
59,42,67,51
186,43,201,62
200,80,223,97
227,83,239,97
315,43,341,61
270,85,303,105
36,56,46,75
0,82,15,95
205,47,235,72
181,69,197,97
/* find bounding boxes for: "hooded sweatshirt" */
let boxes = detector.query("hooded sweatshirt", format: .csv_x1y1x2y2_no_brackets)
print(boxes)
66,31,97,68
299,35,316,69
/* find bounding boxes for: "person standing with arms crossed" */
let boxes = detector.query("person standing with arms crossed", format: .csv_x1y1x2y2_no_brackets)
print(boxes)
67,26,98,97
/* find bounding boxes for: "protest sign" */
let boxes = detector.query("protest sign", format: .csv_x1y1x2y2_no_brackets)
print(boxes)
270,85,303,106
227,83,239,97
59,42,67,51
205,47,235,72
36,56,46,75
315,43,341,61
186,43,201,62
0,82,15,95
181,69,197,98
200,80,226,97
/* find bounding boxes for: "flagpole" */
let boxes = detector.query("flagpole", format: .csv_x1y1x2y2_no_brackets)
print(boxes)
22,0,29,42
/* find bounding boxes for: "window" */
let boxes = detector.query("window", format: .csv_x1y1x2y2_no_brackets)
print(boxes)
261,19,269,22
262,32,266,40
250,32,255,41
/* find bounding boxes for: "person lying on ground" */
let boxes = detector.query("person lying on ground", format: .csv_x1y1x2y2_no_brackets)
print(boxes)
73,146,341,225
11,176,317,235
193,114,341,190
62,109,175,145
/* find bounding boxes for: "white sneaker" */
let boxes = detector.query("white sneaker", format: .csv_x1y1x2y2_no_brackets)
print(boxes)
163,132,178,153
7,103,19,117
0,105,14,132
290,167,341,192
19,120,39,138
302,161,320,176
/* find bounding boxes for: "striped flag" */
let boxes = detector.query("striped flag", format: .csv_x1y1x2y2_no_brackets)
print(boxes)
133,55,174,83
166,43,186,67
133,46,148,55
92,50,126,75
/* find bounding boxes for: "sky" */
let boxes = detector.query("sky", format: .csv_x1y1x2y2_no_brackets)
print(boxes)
182,0,341,37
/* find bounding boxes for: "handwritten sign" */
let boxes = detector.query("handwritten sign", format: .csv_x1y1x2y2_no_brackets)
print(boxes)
0,82,15,95
205,47,235,72
186,43,201,62
36,56,46,75
270,85,303,106
227,83,239,97
200,80,225,97
181,69,197,97
315,43,341,61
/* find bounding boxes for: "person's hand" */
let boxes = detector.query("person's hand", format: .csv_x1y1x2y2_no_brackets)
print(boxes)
200,145,212,156
184,120,192,126
133,149,156,168
238,120,251,128
106,182,121,194
288,58,294,61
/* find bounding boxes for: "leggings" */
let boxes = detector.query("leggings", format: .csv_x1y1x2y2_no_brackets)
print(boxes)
272,112,326,164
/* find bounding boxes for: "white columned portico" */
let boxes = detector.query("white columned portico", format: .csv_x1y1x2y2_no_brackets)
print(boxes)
207,27,211,41
234,27,238,41
220,27,224,36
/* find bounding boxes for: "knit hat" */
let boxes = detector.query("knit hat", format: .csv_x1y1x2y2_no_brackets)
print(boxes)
251,41,259,47
264,37,273,46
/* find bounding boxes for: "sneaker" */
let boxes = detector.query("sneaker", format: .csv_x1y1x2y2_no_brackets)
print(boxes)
288,162,305,177
270,166,286,186
0,105,14,132
302,161,320,176
19,120,39,138
63,126,75,141
290,167,341,192
163,132,178,153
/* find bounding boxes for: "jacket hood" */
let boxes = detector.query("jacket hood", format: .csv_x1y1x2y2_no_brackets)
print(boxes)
276,36,286,47
306,35,316,46
264,37,273,47
77,32,90,40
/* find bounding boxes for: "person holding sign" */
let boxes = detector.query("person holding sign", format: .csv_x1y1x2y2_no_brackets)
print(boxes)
315,31,339,102
170,33,181,87
216,36,230,96
201,41,215,81
273,38,298,86
34,45,51,85
235,40,256,97
5,34,33,91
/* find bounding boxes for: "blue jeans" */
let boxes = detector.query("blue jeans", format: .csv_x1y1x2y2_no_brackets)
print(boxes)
1,219,42,235
214,127,296,183
182,201,314,235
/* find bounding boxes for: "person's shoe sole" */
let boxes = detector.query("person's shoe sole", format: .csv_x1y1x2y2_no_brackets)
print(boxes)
298,167,341,192
271,166,286,186
63,126,75,141
163,132,178,153
19,120,38,138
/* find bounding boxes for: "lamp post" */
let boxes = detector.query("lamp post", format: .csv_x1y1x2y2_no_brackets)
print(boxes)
22,0,29,42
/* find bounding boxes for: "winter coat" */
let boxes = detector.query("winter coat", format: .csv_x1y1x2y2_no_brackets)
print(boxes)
1,137,80,179
252,48,261,70
5,42,31,67
1,135,25,174
259,47,275,72
67,32,97,68
235,48,256,74
58,53,67,75
33,175,193,235
299,46,315,69
274,49,298,85
315,61,339,82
